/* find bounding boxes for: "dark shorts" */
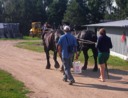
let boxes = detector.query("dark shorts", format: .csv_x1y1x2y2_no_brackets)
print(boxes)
98,52,109,64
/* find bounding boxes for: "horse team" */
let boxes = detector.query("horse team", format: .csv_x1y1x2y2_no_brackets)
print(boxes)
41,24,98,72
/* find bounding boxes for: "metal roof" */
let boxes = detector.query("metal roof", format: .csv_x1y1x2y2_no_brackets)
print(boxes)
0,23,19,29
86,20,128,27
0,23,4,29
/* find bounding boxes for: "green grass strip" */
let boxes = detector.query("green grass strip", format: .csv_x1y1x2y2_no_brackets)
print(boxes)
0,70,29,98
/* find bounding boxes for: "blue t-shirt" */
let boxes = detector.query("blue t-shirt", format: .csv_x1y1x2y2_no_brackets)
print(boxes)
57,33,77,58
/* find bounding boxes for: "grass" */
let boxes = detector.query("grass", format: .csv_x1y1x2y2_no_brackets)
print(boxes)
16,41,43,53
0,38,21,40
0,69,29,98
0,36,40,40
108,56,128,69
78,51,128,70
15,40,128,70
22,36,41,40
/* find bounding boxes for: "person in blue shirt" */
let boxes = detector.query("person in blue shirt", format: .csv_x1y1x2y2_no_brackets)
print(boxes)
57,25,78,85
97,28,113,82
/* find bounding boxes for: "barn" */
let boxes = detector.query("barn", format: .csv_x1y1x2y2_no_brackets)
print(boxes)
86,20,128,60
0,23,22,38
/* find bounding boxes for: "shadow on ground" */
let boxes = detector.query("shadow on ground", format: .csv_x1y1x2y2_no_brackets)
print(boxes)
72,82,128,91
72,68,128,90
73,68,128,80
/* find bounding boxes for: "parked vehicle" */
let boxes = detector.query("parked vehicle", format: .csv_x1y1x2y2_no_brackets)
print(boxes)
29,22,42,37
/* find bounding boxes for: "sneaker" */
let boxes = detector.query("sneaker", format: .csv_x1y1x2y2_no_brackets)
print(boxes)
69,80,75,85
63,78,67,82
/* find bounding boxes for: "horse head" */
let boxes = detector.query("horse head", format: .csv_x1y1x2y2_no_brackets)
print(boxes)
41,27,64,69
54,29,64,45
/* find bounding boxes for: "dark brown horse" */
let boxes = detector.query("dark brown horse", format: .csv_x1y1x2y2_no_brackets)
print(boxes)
74,27,98,71
42,28,64,69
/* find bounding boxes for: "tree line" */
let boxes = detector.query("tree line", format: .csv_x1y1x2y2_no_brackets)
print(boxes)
0,0,128,35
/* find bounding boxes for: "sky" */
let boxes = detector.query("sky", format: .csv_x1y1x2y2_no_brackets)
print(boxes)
112,0,117,7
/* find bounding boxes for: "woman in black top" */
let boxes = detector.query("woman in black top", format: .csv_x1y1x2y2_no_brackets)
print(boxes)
97,28,112,82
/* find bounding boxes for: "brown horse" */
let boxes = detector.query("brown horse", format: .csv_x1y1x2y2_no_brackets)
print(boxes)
42,28,64,69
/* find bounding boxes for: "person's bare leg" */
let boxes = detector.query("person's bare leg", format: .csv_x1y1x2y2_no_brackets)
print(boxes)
99,68,101,79
99,64,105,82
99,64,103,79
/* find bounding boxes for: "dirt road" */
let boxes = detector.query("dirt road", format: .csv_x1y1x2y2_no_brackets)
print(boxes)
0,40,128,98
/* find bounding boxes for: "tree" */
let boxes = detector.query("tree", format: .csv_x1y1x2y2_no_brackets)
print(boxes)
0,0,4,21
87,0,106,23
33,0,47,22
105,0,114,14
63,0,87,25
1,0,23,22
115,0,128,19
21,0,48,35
47,0,68,27
105,0,128,20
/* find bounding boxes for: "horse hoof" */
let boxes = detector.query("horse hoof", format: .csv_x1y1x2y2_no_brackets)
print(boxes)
54,63,60,69
55,65,60,69
46,66,50,69
60,68,64,72
82,66,87,70
60,66,64,72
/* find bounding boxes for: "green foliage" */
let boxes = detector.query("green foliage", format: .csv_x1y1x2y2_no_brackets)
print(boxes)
87,0,106,23
105,0,128,20
1,0,47,35
2,0,24,22
0,69,29,98
108,56,128,69
116,0,127,10
78,49,128,70
47,0,68,27
63,0,106,25
1,0,128,35
0,0,3,21
21,0,46,35
63,0,87,25
43,0,53,7
115,0,128,19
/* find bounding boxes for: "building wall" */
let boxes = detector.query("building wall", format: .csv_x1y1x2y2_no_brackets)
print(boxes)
87,26,128,60
0,23,22,38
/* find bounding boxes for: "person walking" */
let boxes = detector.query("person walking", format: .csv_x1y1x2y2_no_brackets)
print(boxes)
97,28,113,82
57,25,78,85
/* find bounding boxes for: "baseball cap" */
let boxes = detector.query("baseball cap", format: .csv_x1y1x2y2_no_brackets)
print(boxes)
63,25,70,31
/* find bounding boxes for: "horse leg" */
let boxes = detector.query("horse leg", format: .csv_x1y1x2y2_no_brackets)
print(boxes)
92,47,98,71
82,48,89,70
45,48,51,69
53,51,60,69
